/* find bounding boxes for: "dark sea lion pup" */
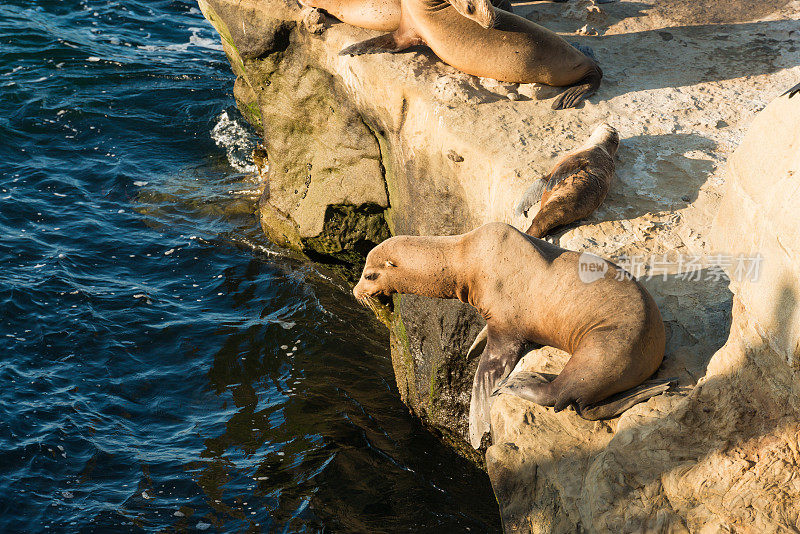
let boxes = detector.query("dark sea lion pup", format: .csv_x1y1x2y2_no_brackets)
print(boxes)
339,0,602,109
353,223,671,449
515,122,619,238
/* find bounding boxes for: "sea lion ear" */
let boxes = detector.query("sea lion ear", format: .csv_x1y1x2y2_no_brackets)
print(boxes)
385,260,397,268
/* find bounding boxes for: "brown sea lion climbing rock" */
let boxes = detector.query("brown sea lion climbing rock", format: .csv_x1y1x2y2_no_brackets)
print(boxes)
352,223,668,449
338,0,602,109
515,123,619,238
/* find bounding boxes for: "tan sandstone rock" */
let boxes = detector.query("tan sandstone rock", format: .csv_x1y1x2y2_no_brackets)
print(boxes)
489,85,800,534
712,92,800,371
199,0,800,529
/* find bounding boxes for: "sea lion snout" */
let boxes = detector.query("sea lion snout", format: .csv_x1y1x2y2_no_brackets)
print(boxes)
353,273,384,316
354,250,397,301
353,272,380,300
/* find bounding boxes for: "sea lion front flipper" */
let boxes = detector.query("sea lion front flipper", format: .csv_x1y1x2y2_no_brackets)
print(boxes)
515,152,584,221
468,331,525,449
465,325,488,361
573,378,677,420
490,370,559,404
339,31,422,56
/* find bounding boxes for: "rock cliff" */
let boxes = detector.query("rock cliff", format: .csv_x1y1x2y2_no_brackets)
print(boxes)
198,0,800,530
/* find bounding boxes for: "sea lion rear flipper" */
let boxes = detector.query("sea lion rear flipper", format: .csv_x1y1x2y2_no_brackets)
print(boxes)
574,377,677,420
513,179,547,218
782,82,800,98
552,64,603,110
339,32,421,56
468,332,526,449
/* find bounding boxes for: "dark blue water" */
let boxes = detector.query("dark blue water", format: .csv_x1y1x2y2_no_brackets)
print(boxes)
0,1,500,531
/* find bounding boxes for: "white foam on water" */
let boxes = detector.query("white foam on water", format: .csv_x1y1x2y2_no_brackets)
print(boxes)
188,27,223,51
138,27,222,53
210,110,256,173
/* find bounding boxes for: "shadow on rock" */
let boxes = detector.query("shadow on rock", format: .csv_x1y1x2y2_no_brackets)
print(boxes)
488,277,799,532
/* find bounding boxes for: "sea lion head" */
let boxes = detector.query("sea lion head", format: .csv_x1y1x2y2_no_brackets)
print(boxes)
448,0,496,29
353,238,402,308
354,235,458,308
588,122,620,157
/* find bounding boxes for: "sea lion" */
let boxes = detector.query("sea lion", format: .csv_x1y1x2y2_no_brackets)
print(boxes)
338,0,602,109
353,223,668,449
514,123,619,238
298,0,512,32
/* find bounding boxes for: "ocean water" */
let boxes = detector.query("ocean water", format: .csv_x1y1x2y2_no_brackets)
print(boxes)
0,1,500,531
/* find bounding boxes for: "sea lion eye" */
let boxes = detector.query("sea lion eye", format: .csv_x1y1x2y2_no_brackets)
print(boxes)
385,260,396,268
365,272,380,281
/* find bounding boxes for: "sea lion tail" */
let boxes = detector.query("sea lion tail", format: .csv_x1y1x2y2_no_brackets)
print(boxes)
552,64,603,110
573,378,677,420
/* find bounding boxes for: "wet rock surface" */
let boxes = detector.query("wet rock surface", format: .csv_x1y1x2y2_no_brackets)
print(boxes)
199,0,800,530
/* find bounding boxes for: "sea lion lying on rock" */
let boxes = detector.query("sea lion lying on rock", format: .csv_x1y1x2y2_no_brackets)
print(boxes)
515,122,619,238
339,0,602,109
353,223,670,449
298,0,512,32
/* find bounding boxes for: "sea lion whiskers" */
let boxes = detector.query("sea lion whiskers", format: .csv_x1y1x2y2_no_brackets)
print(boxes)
357,293,382,315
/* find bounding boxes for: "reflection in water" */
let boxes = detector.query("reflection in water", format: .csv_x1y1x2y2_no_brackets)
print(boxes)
189,254,500,532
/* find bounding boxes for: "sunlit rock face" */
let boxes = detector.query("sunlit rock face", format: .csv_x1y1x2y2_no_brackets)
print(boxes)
199,0,800,529
712,93,800,372
489,90,800,533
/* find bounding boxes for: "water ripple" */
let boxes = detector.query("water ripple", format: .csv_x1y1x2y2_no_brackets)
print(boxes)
0,0,499,531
